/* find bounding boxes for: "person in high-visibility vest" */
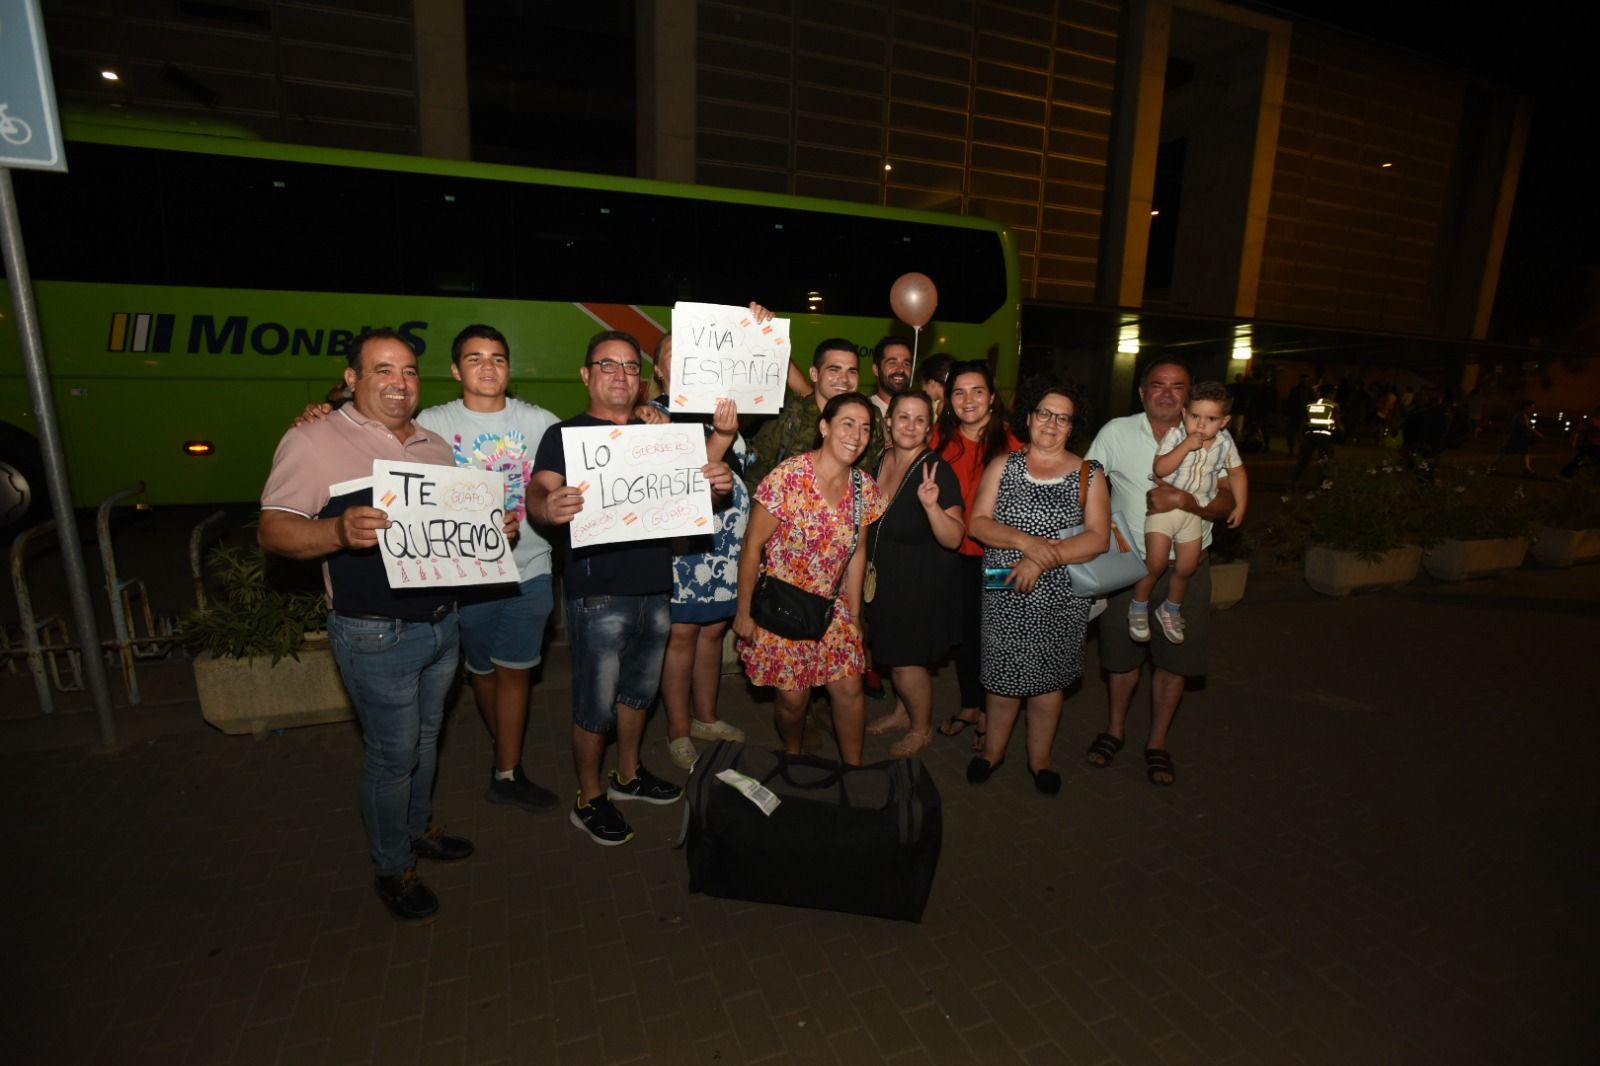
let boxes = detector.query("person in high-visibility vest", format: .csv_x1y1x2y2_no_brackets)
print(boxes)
1292,384,1341,485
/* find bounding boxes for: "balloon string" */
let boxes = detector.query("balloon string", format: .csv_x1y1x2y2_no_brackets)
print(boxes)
911,326,921,378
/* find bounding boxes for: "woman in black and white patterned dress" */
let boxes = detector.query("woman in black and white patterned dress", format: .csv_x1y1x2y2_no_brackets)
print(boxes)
966,381,1110,794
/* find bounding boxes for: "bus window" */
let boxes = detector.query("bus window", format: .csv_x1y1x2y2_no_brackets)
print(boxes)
512,183,692,305
9,143,163,285
398,173,514,298
162,152,403,294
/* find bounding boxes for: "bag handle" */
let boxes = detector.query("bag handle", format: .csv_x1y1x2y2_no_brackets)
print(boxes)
770,752,851,802
867,450,926,572
829,468,866,600
1074,459,1129,552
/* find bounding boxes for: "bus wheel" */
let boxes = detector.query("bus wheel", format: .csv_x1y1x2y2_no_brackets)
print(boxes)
0,426,48,534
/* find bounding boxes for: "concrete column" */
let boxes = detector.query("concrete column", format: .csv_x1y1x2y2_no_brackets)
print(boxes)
1098,0,1171,309
1164,3,1289,318
412,0,471,160
1233,21,1289,318
636,0,697,182
1426,91,1531,340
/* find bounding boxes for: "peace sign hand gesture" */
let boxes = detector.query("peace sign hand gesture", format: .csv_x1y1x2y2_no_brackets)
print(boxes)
916,460,941,510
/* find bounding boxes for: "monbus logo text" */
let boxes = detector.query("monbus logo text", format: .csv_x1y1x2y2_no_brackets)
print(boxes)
107,314,428,356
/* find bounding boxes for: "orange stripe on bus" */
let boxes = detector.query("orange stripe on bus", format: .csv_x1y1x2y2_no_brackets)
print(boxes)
108,313,128,352
576,303,665,355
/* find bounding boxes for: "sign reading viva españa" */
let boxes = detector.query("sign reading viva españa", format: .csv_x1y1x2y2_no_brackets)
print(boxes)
372,461,513,588
667,302,791,416
561,423,713,549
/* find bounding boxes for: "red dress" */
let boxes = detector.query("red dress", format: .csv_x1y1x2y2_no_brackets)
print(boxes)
934,427,1024,556
740,454,886,690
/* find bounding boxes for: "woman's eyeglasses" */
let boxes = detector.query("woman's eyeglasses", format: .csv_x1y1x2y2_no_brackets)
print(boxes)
1031,409,1074,426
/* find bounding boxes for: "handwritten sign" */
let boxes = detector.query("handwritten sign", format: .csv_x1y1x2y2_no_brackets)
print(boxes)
372,461,513,588
668,302,791,415
561,423,713,549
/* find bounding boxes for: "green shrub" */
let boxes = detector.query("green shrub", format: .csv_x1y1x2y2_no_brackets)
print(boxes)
180,544,327,663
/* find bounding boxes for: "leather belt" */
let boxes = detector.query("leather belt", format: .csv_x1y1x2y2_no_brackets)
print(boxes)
335,603,454,625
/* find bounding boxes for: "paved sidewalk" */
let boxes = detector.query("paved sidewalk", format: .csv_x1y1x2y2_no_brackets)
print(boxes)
3,561,1597,1065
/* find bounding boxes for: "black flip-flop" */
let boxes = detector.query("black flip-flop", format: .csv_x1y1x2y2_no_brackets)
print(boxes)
938,713,978,738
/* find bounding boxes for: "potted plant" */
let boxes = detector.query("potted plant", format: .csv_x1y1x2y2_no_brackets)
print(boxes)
1417,468,1539,581
1267,461,1423,596
1207,523,1253,611
182,543,353,736
1532,470,1600,567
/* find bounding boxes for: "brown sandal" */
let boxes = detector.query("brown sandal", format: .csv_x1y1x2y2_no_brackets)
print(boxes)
888,732,933,758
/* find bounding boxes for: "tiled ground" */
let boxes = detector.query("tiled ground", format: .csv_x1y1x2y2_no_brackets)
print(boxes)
4,561,1597,1065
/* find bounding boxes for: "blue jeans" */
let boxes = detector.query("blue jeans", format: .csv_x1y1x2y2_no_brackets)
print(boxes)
567,594,671,733
328,611,459,877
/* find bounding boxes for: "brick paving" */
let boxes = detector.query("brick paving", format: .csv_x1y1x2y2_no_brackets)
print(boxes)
3,560,1597,1065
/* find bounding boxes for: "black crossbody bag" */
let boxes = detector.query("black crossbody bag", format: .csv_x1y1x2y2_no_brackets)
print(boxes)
751,469,865,641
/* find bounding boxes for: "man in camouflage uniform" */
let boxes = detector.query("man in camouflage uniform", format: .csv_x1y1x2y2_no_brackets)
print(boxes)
745,337,885,485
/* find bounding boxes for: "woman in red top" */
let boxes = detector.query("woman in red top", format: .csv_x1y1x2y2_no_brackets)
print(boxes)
932,361,1023,750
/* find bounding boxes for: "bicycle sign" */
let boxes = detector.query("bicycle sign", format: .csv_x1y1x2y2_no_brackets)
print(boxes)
0,0,66,172
0,103,35,146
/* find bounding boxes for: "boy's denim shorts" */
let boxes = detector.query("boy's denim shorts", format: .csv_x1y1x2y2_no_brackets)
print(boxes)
459,574,554,674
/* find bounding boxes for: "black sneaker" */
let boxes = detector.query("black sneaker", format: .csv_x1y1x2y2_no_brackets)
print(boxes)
374,868,439,924
486,767,560,813
569,794,634,846
411,826,474,863
606,765,683,805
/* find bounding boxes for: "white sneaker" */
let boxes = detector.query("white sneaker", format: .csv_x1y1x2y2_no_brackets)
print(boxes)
1155,604,1185,644
668,737,699,770
690,719,745,743
1128,608,1151,642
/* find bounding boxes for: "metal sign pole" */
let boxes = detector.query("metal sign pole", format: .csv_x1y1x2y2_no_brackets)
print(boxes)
1,168,118,745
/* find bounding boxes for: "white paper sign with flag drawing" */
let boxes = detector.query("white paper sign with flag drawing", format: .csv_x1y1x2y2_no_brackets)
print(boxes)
667,302,791,415
372,460,514,588
561,423,713,548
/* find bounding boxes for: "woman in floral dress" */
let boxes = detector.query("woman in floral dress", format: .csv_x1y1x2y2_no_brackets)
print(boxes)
735,393,886,765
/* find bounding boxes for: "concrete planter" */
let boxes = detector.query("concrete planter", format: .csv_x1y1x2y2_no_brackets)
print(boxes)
1209,560,1249,611
1422,536,1530,582
1531,526,1600,567
195,635,354,737
1304,545,1421,597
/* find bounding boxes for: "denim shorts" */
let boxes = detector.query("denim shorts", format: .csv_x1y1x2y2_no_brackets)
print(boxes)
458,574,554,674
567,593,671,734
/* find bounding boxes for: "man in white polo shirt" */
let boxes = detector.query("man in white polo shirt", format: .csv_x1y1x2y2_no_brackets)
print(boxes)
1084,360,1235,787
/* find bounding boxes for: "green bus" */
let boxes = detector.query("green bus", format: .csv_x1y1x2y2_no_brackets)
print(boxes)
0,113,1021,529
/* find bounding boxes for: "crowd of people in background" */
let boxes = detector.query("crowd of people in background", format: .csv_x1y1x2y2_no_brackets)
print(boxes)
1228,366,1592,483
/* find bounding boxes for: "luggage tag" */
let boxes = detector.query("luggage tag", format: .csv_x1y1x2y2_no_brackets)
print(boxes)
715,769,782,816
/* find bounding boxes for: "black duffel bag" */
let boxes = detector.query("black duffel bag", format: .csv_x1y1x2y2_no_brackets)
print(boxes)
681,740,942,922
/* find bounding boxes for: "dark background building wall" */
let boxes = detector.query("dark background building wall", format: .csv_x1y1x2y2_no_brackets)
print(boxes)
1255,25,1463,332
44,0,423,153
693,0,1122,302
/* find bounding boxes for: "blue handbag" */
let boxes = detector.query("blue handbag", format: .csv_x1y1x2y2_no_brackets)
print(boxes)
1060,462,1146,597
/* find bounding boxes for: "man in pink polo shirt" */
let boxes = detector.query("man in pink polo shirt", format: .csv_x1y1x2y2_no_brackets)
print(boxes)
259,327,486,925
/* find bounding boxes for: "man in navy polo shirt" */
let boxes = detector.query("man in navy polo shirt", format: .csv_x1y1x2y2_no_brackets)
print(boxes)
529,330,737,846
260,327,495,924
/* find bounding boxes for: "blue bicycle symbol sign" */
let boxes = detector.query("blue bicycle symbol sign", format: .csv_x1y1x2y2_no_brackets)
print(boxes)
0,102,35,146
